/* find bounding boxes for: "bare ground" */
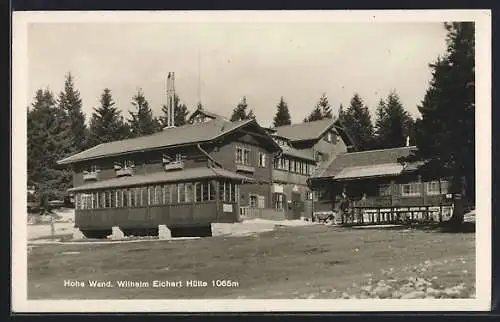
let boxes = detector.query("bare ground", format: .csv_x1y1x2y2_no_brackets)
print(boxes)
27,224,475,299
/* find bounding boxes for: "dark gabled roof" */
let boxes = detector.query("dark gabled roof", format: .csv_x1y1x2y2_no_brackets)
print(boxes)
58,118,279,165
311,146,418,180
271,118,336,142
280,146,316,161
69,167,255,192
187,109,227,122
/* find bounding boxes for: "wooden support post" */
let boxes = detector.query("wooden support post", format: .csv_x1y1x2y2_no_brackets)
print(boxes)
439,180,443,223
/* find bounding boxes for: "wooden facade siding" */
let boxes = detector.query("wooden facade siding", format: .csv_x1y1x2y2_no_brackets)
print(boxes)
75,198,239,229
272,169,309,185
352,194,452,208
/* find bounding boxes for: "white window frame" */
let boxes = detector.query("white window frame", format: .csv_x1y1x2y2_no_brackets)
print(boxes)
401,182,421,197
236,146,250,165
185,182,193,203
426,180,448,195
259,153,266,167
243,149,250,165
236,147,243,164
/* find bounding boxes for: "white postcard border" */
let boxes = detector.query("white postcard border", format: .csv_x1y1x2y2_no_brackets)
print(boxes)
12,9,492,312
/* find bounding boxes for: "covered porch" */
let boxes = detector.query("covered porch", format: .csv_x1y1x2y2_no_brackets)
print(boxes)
308,162,455,225
69,167,255,238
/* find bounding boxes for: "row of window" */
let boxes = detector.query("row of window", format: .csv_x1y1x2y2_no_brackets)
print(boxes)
309,181,450,201
379,181,449,197
236,146,268,168
273,156,312,175
75,181,239,210
399,181,449,196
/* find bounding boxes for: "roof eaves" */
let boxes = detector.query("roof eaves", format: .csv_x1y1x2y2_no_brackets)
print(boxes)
57,143,105,165
58,138,215,165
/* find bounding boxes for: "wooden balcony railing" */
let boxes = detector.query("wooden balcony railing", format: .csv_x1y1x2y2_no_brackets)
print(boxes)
82,171,99,181
236,164,255,173
352,196,393,208
351,194,453,208
116,168,134,177
164,160,184,171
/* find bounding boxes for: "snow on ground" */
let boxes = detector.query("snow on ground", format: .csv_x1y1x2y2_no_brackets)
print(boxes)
227,218,318,237
28,222,75,240
29,236,200,245
27,208,75,240
53,208,75,223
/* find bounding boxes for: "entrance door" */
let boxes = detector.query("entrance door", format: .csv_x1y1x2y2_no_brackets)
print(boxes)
274,193,285,211
290,192,302,219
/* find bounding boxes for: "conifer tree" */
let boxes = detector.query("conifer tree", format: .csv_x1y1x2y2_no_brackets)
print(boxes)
128,89,158,137
160,94,190,127
304,93,333,122
27,89,73,209
273,96,292,127
318,93,333,119
374,91,414,149
230,96,254,121
174,103,189,127
342,93,375,151
406,22,475,219
57,72,88,152
338,103,346,123
88,88,130,146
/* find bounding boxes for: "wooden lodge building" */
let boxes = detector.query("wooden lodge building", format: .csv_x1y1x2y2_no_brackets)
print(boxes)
56,75,455,238
57,113,285,238
307,146,455,224
261,118,355,218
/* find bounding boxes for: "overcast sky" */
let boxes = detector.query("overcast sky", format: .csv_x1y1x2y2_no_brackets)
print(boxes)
28,21,448,127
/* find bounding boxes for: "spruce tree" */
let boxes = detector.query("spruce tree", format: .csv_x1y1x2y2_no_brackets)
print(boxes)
160,94,190,127
407,22,475,219
27,89,73,209
318,93,333,119
338,103,346,123
57,72,88,152
174,103,189,127
128,89,157,137
88,88,130,146
304,93,332,122
374,91,414,149
273,96,292,127
303,106,323,122
343,93,375,151
230,96,253,121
